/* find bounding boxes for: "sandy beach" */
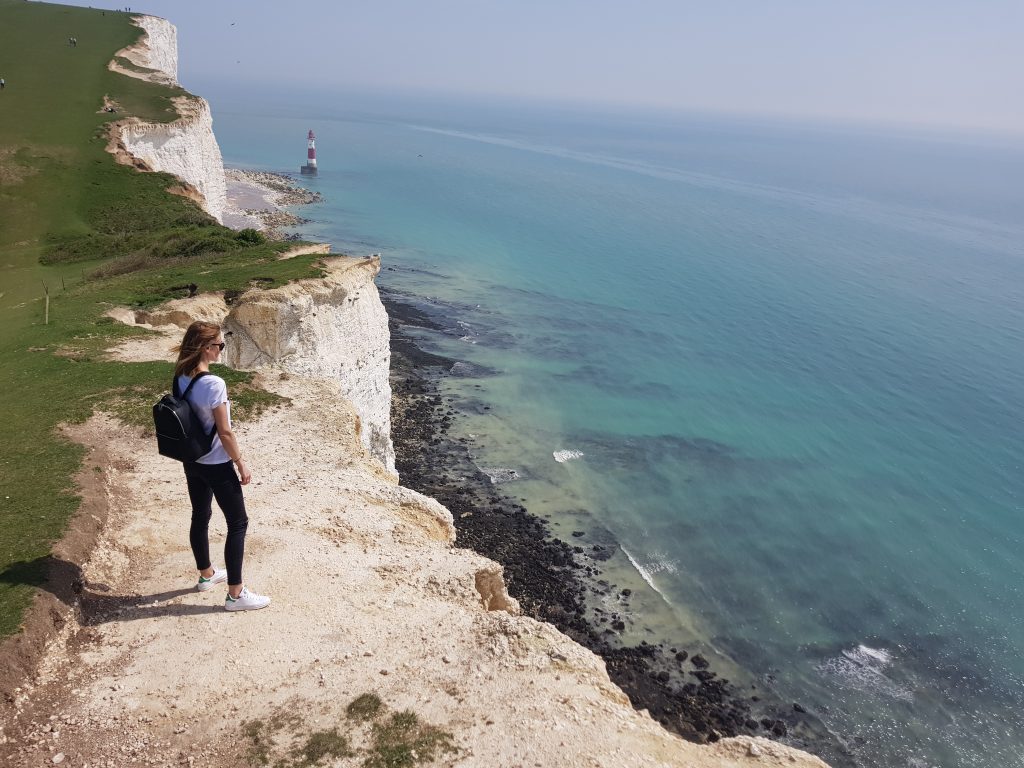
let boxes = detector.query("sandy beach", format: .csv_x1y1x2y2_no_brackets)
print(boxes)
223,168,323,239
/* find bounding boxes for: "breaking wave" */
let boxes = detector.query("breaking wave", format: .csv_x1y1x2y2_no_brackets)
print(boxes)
620,546,676,606
817,644,913,702
553,449,584,463
456,319,477,343
479,466,520,484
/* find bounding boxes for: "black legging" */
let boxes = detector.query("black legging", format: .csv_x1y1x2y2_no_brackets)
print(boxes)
184,461,248,586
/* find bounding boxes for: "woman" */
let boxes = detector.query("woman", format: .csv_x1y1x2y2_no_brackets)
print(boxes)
174,321,270,612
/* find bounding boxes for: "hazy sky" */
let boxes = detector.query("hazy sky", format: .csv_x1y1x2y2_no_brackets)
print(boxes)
59,0,1023,134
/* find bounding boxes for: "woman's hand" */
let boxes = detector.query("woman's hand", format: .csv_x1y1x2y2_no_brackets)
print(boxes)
212,404,250,484
236,458,252,485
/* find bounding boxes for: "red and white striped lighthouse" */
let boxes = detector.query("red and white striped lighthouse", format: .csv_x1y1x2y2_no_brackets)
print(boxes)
300,129,318,176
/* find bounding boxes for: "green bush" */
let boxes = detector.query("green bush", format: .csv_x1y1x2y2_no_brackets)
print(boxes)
236,228,266,245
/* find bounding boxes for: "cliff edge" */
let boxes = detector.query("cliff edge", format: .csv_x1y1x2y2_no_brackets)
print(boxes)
0,320,829,767
118,256,397,478
106,15,228,223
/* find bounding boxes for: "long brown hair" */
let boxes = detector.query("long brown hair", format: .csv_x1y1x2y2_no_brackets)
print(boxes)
173,321,221,379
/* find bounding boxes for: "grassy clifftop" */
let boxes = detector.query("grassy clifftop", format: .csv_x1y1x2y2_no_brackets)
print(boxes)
0,1,324,638
0,1,188,263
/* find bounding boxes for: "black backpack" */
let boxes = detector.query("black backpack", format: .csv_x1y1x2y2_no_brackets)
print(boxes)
153,372,218,462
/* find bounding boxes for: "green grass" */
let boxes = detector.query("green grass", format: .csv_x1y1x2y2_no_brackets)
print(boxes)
364,711,457,768
346,693,385,722
0,1,191,257
242,719,274,766
241,696,457,768
296,728,353,765
0,1,328,638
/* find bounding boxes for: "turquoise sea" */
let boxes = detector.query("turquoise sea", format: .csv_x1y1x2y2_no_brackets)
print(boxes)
204,86,1024,767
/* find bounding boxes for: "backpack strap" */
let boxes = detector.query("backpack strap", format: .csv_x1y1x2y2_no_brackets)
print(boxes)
173,372,218,439
173,370,212,399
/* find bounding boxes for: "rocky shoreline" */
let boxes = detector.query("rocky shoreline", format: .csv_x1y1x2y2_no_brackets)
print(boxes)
382,288,848,764
223,168,322,240
227,168,324,206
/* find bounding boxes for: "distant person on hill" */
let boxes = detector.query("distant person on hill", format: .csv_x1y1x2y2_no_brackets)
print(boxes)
0,78,5,90
173,321,271,611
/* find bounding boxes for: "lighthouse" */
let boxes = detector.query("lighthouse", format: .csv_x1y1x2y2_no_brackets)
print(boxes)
300,129,318,176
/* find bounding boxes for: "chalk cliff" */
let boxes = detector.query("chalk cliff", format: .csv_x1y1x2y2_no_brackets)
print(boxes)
111,15,178,85
97,276,832,767
126,255,398,478
108,16,227,223
224,256,398,476
117,96,227,223
9,369,829,768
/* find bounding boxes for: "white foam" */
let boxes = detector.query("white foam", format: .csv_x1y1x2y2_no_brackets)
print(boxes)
621,546,674,607
845,644,893,667
479,467,519,484
553,449,584,463
645,554,679,576
818,643,912,702
456,320,477,344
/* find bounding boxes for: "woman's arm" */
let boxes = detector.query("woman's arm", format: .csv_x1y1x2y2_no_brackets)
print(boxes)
212,403,251,485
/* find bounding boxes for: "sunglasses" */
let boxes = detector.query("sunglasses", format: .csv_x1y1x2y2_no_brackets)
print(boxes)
208,342,226,351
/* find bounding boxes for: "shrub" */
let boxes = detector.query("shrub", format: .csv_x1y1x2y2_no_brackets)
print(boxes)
346,693,384,722
298,728,352,764
236,228,266,245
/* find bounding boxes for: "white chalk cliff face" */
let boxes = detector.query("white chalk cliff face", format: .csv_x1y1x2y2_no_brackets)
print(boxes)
128,256,398,477
110,16,227,223
119,16,178,84
223,257,397,477
119,97,227,223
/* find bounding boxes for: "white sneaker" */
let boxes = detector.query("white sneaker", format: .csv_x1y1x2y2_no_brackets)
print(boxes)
196,567,227,592
225,586,271,612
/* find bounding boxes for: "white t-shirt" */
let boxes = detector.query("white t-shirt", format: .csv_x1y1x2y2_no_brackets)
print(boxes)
176,373,231,465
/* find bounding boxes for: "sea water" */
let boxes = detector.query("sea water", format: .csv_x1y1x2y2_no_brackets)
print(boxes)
205,88,1024,767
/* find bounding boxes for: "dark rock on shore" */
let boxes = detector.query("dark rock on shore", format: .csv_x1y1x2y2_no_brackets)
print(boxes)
382,287,851,765
384,290,766,746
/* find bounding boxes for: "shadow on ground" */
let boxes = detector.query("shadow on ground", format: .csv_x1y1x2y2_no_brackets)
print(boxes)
0,556,222,624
